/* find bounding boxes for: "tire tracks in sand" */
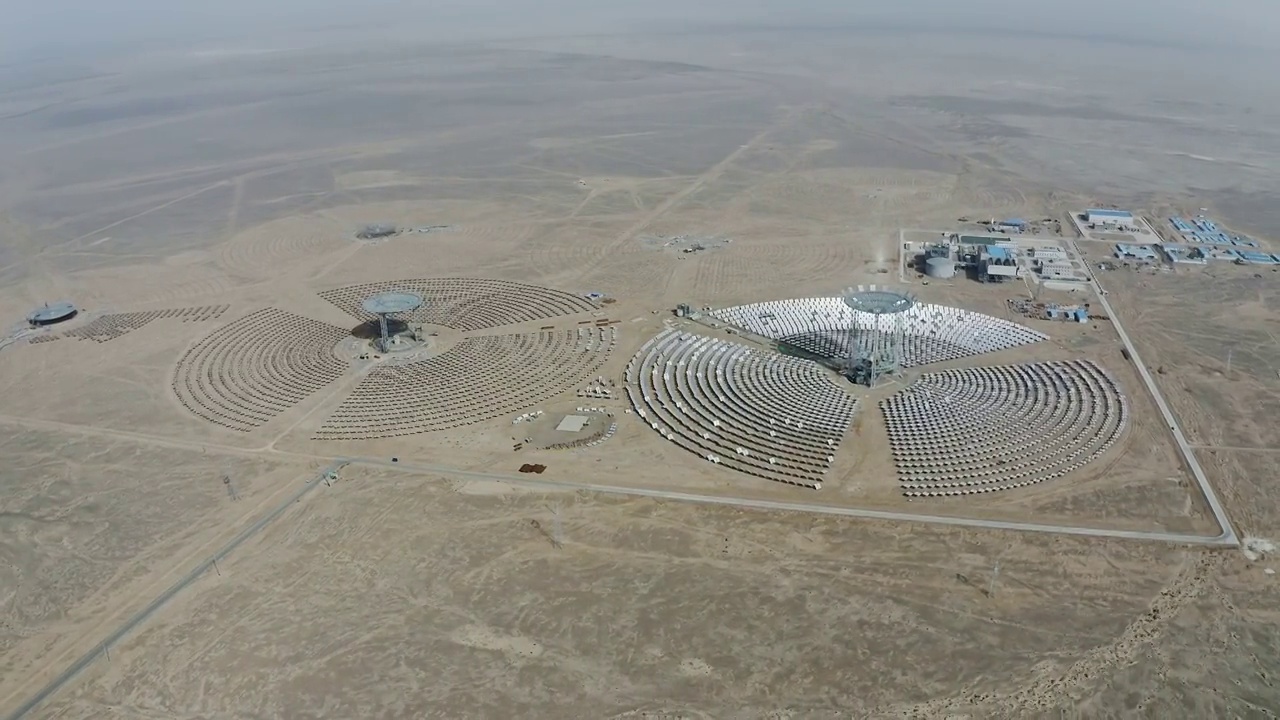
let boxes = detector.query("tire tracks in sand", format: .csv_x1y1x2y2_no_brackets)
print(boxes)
878,551,1226,717
573,107,801,285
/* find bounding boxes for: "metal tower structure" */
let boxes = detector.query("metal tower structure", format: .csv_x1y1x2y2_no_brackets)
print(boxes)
361,291,425,353
841,285,916,387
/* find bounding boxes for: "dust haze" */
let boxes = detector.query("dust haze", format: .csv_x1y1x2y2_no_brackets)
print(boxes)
2,1,1280,718
5,0,1280,58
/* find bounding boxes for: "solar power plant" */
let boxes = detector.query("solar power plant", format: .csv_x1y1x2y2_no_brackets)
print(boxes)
0,27,1269,720
635,296,1129,495
709,297,1049,369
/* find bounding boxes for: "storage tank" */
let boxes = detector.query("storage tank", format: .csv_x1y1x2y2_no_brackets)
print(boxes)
924,257,956,279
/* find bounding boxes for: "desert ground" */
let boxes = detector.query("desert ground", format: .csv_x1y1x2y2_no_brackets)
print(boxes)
2,28,1279,719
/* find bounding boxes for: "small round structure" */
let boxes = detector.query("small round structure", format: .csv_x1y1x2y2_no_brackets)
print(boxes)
361,291,424,353
27,301,77,327
925,257,956,279
842,286,916,387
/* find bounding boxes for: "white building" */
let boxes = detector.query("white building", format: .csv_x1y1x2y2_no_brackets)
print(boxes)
1038,259,1076,278
1086,209,1133,226
1032,247,1068,261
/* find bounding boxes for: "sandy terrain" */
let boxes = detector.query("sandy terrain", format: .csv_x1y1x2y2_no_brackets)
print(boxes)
24,470,1195,718
1,29,1278,718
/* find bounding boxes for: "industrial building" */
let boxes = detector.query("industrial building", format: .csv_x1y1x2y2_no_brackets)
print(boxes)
1114,243,1159,262
1169,215,1259,247
1036,259,1076,280
979,245,1019,283
909,235,1083,284
1160,244,1208,265
915,241,956,280
922,242,952,258
958,234,1012,247
1032,247,1067,261
924,256,956,279
1230,250,1280,265
1045,304,1090,323
1086,209,1133,226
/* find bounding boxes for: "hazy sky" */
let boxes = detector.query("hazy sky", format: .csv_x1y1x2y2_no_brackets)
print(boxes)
2,1,1278,62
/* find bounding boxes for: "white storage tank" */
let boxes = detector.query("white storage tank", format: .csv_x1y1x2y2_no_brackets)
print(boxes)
925,256,956,279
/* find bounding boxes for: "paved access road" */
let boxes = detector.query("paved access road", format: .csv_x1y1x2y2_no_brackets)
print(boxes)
1069,237,1237,546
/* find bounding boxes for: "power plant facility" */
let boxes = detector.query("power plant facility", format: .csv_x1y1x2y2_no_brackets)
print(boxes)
978,245,1020,283
905,232,1091,289
924,256,956,279
840,287,916,387
360,291,426,353
706,289,1047,388
912,234,1025,283
633,286,1132,496
4,38,1258,718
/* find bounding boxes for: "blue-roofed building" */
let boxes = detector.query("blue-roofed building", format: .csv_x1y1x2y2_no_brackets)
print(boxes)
958,235,1006,246
1086,209,1133,226
1045,305,1090,322
1237,251,1280,265
999,218,1028,230
979,244,1019,282
1170,215,1258,247
1162,243,1208,264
